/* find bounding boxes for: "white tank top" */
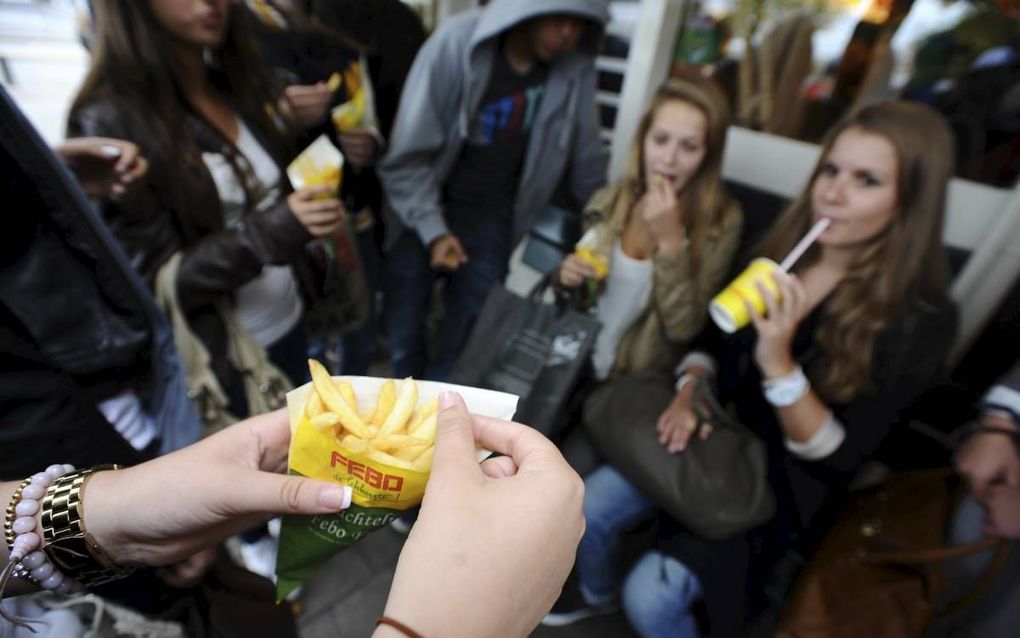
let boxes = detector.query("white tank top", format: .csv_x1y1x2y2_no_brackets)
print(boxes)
591,240,653,380
202,120,303,347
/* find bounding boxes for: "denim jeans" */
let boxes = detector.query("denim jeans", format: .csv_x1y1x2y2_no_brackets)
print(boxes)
578,465,702,637
383,217,512,381
623,551,703,638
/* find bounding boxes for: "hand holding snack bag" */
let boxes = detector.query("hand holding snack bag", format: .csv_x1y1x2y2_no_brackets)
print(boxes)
275,360,517,600
330,59,383,151
287,135,344,199
571,228,609,309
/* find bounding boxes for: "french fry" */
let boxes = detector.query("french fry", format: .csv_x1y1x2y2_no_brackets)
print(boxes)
305,391,325,419
379,377,418,435
412,445,435,472
326,71,342,92
392,444,431,461
409,413,437,442
407,397,438,434
308,359,372,438
308,413,341,433
332,379,358,417
371,380,396,426
340,434,370,454
370,434,431,451
365,448,417,471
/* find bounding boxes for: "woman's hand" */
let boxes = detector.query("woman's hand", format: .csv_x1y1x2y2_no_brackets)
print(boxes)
288,186,346,238
749,270,809,379
640,175,687,253
656,382,710,453
278,82,333,130
556,253,598,288
381,393,585,637
338,130,378,168
956,413,1020,501
84,410,353,568
982,484,1020,540
55,137,149,201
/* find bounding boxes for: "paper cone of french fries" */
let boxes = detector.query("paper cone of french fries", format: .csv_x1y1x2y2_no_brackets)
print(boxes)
286,134,344,197
275,361,518,600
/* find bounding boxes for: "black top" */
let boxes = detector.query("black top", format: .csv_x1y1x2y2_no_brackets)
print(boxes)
442,48,550,234
661,291,958,634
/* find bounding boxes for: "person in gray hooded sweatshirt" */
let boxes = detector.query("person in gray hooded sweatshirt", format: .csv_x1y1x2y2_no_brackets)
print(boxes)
378,0,610,381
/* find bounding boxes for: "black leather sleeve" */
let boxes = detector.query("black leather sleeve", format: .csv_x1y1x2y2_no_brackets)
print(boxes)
0,305,144,480
68,101,312,313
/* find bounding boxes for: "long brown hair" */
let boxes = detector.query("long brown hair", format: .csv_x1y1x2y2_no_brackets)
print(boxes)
70,1,289,209
622,71,735,269
758,101,953,402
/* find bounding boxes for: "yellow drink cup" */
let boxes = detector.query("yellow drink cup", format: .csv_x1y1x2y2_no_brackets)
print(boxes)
709,258,781,333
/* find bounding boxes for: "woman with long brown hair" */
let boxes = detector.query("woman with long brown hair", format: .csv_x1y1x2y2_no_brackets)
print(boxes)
555,72,742,381
68,0,346,414
547,101,958,635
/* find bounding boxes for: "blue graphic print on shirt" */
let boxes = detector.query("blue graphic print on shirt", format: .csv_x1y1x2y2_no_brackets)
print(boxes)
476,84,546,145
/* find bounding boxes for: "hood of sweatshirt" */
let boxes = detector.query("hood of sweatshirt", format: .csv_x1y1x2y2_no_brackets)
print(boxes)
469,0,609,55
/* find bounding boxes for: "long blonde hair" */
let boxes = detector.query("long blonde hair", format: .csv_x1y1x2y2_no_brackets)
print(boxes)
622,72,734,269
758,101,953,402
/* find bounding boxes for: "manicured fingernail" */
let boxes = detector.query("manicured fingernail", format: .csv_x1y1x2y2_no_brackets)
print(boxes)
321,486,352,511
100,145,121,157
438,391,461,410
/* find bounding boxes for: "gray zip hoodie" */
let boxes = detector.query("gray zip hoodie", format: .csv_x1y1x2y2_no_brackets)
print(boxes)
378,0,610,250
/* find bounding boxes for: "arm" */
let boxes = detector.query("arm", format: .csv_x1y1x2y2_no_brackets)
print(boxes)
957,359,1020,499
652,202,743,343
755,278,957,478
565,63,609,208
3,398,584,638
69,102,317,310
377,27,463,247
54,137,148,201
0,308,144,480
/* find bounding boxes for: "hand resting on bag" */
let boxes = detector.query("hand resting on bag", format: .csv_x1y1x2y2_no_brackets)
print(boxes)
657,377,713,453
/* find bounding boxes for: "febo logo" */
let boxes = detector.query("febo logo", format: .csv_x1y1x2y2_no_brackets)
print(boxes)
330,451,404,491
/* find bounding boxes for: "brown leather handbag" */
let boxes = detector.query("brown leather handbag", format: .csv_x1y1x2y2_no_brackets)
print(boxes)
777,469,1009,638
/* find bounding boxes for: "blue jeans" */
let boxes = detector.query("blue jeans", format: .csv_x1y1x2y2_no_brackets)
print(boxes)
383,217,512,381
578,465,702,637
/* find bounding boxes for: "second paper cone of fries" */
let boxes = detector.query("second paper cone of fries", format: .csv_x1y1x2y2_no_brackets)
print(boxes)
275,360,518,600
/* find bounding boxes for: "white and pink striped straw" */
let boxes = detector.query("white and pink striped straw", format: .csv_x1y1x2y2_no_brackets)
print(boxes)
780,218,831,272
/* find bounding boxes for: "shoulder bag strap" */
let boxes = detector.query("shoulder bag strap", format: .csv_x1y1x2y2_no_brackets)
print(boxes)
153,253,235,428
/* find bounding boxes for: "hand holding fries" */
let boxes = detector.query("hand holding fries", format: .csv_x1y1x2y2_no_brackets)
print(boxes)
276,362,518,600
382,392,585,637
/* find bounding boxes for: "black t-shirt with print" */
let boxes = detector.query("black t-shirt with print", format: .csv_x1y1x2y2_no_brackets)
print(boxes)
442,48,549,234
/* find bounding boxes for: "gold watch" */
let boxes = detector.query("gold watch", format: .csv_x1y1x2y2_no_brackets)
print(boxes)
41,465,135,587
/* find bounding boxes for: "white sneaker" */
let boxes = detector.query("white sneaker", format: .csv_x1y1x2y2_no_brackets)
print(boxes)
389,516,414,536
237,535,278,582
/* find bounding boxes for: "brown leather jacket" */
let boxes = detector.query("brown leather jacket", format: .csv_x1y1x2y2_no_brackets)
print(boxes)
582,180,743,376
68,97,322,386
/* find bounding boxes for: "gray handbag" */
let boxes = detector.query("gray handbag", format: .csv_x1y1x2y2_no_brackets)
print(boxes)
583,371,775,539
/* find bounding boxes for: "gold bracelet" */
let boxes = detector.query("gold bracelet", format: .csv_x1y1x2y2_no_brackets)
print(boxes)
41,465,134,587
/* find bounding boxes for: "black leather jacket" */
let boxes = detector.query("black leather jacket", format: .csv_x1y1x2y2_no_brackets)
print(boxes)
0,88,155,476
68,97,323,386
